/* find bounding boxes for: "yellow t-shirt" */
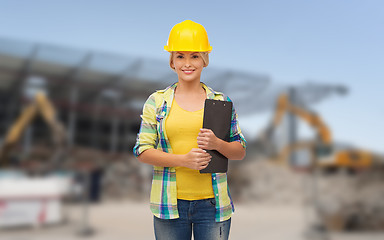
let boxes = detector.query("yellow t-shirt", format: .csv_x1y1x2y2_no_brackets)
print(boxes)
165,99,214,200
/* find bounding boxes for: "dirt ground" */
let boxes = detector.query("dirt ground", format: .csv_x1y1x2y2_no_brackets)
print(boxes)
1,200,383,240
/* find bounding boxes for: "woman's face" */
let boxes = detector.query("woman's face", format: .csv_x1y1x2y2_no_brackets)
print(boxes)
171,51,205,83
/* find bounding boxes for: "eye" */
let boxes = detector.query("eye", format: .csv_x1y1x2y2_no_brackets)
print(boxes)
192,55,199,59
176,55,183,59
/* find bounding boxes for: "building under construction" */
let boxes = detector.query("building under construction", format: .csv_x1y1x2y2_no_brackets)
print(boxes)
0,37,273,161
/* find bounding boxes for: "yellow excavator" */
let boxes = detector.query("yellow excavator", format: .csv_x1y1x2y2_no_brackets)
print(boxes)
260,93,384,239
262,93,375,170
0,92,67,167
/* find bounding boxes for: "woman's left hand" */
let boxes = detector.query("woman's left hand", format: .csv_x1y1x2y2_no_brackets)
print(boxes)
197,128,220,150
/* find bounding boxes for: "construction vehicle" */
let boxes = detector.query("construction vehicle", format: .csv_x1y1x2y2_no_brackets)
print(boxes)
0,92,72,228
262,93,377,170
0,91,67,168
259,93,384,239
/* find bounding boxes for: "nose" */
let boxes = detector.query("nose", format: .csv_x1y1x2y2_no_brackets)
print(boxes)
184,57,191,67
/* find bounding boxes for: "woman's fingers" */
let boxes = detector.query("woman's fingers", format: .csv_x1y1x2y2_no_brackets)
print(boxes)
192,148,210,156
197,150,211,168
199,159,211,170
188,148,212,170
200,154,211,169
197,129,218,150
197,138,207,145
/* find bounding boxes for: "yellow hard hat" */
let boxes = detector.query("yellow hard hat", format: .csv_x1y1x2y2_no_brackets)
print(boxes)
164,20,212,52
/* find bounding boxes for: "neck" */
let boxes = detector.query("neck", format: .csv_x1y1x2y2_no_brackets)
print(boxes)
175,80,203,95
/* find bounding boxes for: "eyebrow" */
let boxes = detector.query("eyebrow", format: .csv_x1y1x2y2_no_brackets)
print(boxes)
176,52,199,55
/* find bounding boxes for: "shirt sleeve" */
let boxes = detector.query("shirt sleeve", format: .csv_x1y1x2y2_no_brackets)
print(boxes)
133,93,158,157
226,96,247,149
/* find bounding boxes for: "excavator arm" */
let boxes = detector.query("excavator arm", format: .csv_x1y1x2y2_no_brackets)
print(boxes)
264,93,375,169
272,94,332,146
34,92,66,147
0,92,66,166
261,93,332,163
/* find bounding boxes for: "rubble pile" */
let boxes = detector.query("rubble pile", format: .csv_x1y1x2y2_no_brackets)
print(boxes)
228,159,306,204
229,158,384,231
20,143,383,231
101,156,152,201
315,167,384,231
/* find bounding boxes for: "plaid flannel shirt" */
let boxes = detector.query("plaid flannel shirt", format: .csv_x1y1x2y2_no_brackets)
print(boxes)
133,82,247,222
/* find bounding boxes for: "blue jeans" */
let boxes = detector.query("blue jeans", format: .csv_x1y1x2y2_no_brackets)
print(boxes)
154,198,231,240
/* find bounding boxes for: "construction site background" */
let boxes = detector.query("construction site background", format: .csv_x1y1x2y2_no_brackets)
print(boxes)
0,48,383,239
1,2,383,239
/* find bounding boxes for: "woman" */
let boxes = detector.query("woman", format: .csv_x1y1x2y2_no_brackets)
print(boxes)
133,20,246,240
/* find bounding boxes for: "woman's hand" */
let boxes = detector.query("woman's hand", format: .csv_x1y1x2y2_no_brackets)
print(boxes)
182,148,212,170
197,128,220,150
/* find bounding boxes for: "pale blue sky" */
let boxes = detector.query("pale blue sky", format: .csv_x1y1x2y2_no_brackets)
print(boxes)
0,0,383,153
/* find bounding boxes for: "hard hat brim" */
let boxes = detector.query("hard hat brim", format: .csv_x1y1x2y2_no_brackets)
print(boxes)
164,46,212,52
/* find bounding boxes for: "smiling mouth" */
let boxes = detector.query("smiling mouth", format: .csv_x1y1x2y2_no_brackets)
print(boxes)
182,69,195,74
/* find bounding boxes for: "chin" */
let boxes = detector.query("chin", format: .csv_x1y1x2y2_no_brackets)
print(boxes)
180,77,200,83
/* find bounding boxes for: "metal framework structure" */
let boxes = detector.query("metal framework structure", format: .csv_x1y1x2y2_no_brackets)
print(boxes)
0,37,271,156
0,36,348,159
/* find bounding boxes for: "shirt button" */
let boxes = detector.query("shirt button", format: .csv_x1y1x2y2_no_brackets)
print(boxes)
216,194,219,196
213,177,216,180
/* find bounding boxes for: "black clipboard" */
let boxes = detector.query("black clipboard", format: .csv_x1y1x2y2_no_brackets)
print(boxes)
200,99,233,173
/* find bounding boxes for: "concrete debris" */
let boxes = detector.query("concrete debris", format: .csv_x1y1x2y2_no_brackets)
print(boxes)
229,158,384,231
228,159,306,204
101,156,152,201
314,167,384,231
11,144,384,231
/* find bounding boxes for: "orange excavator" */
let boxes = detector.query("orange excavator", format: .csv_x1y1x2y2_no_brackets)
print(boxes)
259,93,384,240
262,93,375,170
260,93,384,239
0,92,67,167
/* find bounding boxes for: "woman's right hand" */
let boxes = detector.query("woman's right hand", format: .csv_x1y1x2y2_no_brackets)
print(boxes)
182,148,212,170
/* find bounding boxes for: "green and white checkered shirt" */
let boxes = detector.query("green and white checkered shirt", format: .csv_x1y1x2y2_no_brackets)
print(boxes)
133,82,247,222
